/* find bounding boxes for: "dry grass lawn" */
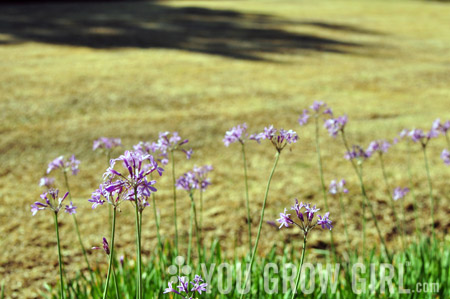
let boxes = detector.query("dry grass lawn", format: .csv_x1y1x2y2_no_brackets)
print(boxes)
0,0,449,297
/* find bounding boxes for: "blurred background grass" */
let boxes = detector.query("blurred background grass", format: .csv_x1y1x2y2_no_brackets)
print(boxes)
0,0,449,297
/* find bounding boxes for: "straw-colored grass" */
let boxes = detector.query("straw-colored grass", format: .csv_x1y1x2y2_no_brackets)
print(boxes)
0,0,449,297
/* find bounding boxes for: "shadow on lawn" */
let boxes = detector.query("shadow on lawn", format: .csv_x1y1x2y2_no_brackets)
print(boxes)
0,1,381,60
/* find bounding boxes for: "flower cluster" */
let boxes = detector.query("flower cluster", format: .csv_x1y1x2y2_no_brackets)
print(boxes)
93,137,122,151
31,189,76,215
155,131,193,160
176,165,213,192
223,123,248,146
164,275,207,298
344,145,371,161
250,125,298,152
393,187,410,201
277,199,332,233
329,179,349,194
39,177,55,189
432,118,450,134
408,128,439,146
366,140,391,156
441,149,450,166
298,101,333,126
324,115,347,137
47,155,80,175
92,237,110,255
90,150,163,211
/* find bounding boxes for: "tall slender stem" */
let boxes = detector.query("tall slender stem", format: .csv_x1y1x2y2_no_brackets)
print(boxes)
189,192,202,262
422,146,435,239
338,193,351,252
103,207,117,299
54,212,65,299
291,234,307,299
314,116,336,261
139,211,143,297
187,198,193,266
199,190,204,246
63,171,93,278
134,188,142,299
241,142,252,253
341,132,391,262
239,151,280,299
151,188,164,265
406,144,421,240
170,151,179,255
378,153,405,250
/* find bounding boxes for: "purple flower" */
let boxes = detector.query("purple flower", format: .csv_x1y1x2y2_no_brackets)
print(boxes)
177,166,213,193
250,126,298,152
345,145,371,161
46,155,80,175
290,198,304,221
277,208,294,228
441,149,450,165
92,237,110,255
31,189,70,215
409,127,439,146
366,140,391,156
298,109,310,126
164,282,180,295
64,201,77,214
393,187,410,201
223,123,248,146
96,150,162,211
93,137,122,151
317,212,333,230
165,275,208,298
177,276,190,293
153,131,193,161
329,179,348,194
191,281,208,294
324,115,347,137
432,118,450,134
310,100,326,112
305,204,320,221
193,165,213,191
39,177,55,188
276,199,332,234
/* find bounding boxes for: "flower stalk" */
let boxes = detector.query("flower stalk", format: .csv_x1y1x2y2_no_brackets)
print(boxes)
240,151,280,299
54,212,65,299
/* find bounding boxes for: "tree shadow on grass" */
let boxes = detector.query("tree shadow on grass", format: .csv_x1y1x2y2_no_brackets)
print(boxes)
0,1,382,60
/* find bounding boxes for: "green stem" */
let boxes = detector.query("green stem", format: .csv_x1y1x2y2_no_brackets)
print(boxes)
54,212,65,299
139,211,143,297
151,187,164,265
406,144,421,240
314,116,336,261
190,192,202,262
379,153,405,250
422,146,435,240
341,132,391,262
199,189,204,247
63,171,94,280
338,192,351,252
170,151,179,256
187,199,193,266
340,131,366,258
103,207,117,299
291,234,307,299
134,188,142,299
241,142,252,254
240,151,280,299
